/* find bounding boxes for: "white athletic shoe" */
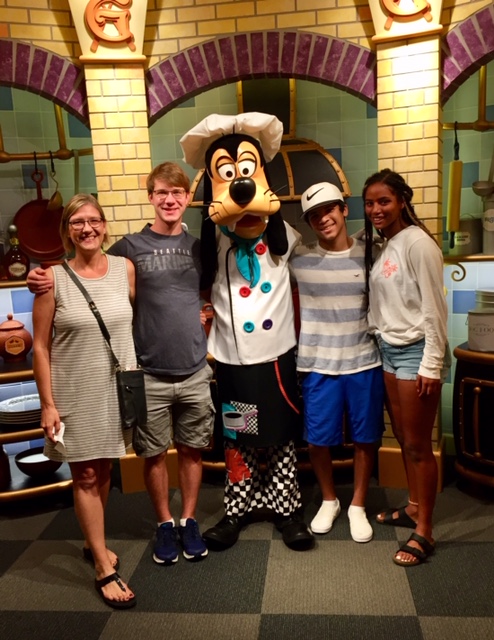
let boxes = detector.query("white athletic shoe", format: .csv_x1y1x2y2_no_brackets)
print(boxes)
310,498,341,534
348,505,373,543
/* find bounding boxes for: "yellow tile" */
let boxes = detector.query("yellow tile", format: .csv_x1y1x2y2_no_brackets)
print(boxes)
392,52,439,76
108,144,137,160
278,12,316,28
98,191,127,207
159,22,196,39
146,9,175,25
96,176,111,192
120,128,150,144
393,90,425,108
0,8,28,22
136,143,151,159
10,24,51,39
123,159,152,174
393,122,424,141
236,16,275,31
130,79,147,96
394,156,423,174
127,190,150,205
30,9,70,25
377,126,393,143
402,70,440,92
104,112,135,129
111,175,140,191
179,5,217,20
409,170,438,188
87,96,119,113
117,96,148,113
337,21,368,39
89,113,105,130
257,0,295,13
424,155,441,171
134,112,149,128
146,40,179,58
319,7,358,23
424,120,441,138
95,160,124,176
379,141,407,159
92,146,108,161
114,204,144,220
101,80,132,96
8,0,46,8
378,108,408,126
91,128,121,145
378,93,393,111
424,87,440,104
108,221,130,239
411,105,441,125
377,58,392,78
129,218,152,233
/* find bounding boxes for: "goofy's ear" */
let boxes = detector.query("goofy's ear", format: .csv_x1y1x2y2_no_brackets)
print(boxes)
265,209,288,256
200,171,218,292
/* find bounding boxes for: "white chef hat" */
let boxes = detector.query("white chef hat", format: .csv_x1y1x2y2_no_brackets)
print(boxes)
180,112,283,169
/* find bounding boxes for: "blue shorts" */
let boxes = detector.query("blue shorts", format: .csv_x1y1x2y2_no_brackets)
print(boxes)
301,367,384,447
377,336,451,383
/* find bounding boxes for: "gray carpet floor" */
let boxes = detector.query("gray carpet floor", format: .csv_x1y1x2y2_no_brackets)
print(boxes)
1,463,494,640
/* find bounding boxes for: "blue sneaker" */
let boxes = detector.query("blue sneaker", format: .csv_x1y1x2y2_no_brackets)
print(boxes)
153,522,179,565
178,518,208,561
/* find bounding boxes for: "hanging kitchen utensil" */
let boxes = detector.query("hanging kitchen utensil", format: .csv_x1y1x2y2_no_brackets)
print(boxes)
47,151,63,211
446,122,463,250
13,152,65,263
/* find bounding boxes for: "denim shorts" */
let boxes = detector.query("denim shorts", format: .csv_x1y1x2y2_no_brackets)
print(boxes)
376,336,451,383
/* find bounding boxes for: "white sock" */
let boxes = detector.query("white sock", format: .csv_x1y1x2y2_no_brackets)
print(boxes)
158,519,174,527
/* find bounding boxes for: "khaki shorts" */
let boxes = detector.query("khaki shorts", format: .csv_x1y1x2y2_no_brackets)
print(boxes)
133,364,215,458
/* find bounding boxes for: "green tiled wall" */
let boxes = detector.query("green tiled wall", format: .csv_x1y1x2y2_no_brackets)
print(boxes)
1,64,493,454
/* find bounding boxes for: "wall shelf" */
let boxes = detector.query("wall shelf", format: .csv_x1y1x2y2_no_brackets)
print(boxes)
0,357,72,502
443,254,494,282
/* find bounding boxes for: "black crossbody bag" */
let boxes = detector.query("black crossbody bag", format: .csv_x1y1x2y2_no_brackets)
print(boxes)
62,261,147,430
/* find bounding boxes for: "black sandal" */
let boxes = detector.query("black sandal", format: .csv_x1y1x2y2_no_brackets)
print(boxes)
376,506,416,529
393,532,435,567
94,572,136,609
83,546,120,571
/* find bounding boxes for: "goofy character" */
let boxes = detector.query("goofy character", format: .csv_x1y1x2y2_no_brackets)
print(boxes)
180,113,314,551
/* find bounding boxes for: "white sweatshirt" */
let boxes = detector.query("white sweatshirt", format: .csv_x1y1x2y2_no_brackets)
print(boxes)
367,226,448,379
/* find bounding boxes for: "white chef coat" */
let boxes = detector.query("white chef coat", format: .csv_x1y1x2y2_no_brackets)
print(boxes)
208,221,301,365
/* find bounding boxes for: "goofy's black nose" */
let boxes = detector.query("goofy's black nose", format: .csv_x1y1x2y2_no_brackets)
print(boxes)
229,177,256,205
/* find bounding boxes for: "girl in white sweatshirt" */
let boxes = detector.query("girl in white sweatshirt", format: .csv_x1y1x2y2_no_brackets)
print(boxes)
363,169,450,567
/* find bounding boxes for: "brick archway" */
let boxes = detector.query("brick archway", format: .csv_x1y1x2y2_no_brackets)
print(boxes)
146,31,377,124
0,39,88,123
442,4,494,104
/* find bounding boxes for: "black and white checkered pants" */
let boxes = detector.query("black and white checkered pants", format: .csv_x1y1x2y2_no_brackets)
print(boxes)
223,440,302,517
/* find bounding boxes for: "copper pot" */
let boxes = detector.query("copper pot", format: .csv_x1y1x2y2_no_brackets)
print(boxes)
0,314,33,362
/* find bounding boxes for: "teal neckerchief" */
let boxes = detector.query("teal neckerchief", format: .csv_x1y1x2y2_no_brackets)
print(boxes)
220,226,263,287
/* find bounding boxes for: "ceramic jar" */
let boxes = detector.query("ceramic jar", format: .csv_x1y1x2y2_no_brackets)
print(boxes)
0,314,33,362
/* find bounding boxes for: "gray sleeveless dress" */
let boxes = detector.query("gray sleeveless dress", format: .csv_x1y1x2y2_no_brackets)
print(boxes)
44,255,136,462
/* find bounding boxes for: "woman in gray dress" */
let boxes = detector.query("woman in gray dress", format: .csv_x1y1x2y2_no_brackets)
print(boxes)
33,194,137,609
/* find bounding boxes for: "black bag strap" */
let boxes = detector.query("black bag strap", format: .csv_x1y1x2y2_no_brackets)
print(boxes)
61,261,122,371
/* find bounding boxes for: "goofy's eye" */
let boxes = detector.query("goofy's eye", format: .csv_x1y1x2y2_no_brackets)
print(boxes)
216,162,236,181
237,158,256,178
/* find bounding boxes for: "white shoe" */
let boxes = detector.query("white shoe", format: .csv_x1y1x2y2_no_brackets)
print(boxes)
310,499,341,534
348,505,373,543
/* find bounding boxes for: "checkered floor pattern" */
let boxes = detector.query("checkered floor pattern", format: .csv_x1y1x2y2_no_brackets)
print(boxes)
1,463,494,640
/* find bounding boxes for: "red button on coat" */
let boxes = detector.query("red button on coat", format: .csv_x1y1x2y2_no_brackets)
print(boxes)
239,286,251,298
255,243,267,255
